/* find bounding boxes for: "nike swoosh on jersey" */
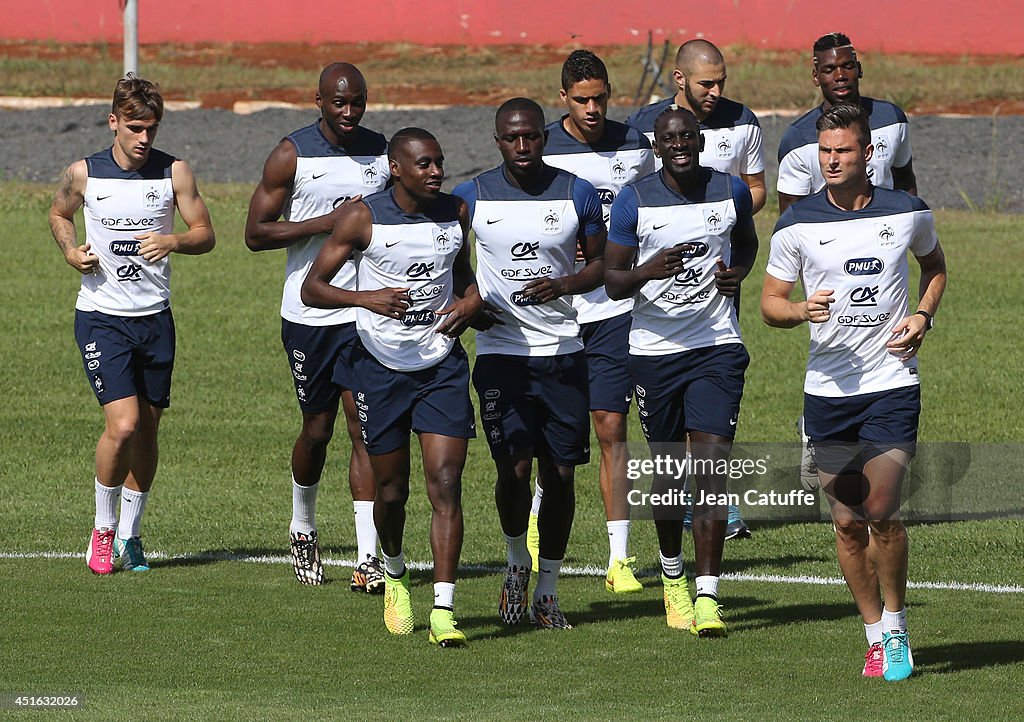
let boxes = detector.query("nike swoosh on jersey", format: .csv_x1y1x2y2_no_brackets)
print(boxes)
311,172,328,180
653,223,670,230
819,238,838,245
385,241,400,248
96,195,112,201
486,218,503,224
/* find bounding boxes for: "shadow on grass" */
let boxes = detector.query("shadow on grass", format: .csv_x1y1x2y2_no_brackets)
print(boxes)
914,640,1024,674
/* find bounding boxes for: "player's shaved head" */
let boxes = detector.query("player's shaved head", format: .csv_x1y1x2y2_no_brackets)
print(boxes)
675,39,725,74
654,104,699,134
319,62,366,94
388,127,440,162
495,97,545,131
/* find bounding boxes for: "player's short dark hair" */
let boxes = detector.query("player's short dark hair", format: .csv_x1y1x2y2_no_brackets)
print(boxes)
560,49,608,91
815,103,871,148
654,104,699,132
495,97,545,130
388,127,438,161
813,32,854,53
112,73,163,121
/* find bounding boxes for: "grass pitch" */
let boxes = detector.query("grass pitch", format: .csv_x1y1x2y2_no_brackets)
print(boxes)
1,184,1022,719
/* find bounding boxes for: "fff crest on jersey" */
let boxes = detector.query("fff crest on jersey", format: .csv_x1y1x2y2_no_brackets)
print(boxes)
542,208,562,235
143,186,161,210
609,157,628,182
872,135,890,160
702,207,724,234
432,227,454,254
715,134,734,160
875,221,899,248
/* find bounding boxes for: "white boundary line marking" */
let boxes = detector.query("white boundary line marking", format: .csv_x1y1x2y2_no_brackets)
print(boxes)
3,550,1022,594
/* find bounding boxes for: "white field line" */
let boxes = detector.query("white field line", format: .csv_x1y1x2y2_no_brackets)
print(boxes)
2,550,1022,594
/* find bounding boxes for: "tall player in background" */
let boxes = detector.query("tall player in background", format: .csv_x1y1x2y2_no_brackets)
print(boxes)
539,49,654,594
245,63,389,589
49,75,216,575
303,128,481,647
454,98,606,629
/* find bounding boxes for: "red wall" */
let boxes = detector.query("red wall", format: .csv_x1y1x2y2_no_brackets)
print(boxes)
7,0,1023,55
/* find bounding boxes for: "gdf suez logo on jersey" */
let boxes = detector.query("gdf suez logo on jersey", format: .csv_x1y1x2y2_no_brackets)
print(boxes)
844,257,884,276
849,285,880,307
875,221,898,249
702,208,723,234
836,311,892,327
406,262,434,280
510,242,539,261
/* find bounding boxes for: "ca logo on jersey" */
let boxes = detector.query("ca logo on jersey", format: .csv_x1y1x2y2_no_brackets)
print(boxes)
875,222,898,249
597,188,615,206
673,267,703,286
542,209,562,235
850,285,880,307
406,262,434,280
510,242,540,261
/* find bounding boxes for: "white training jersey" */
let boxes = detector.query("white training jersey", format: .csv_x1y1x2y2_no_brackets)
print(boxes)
77,147,176,317
280,122,389,326
609,168,754,355
766,187,938,397
453,165,605,357
356,188,464,372
777,98,912,196
626,96,765,177
543,117,653,323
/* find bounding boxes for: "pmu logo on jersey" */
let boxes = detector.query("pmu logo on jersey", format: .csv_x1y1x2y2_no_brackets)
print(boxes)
702,208,723,234
715,136,733,159
836,311,892,327
293,350,306,362
597,188,615,206
432,227,454,254
680,242,710,259
406,262,434,280
401,310,437,327
845,257,884,276
510,242,540,261
850,285,880,307
510,290,542,306
110,240,141,256
673,267,703,287
542,209,562,235
609,158,627,182
143,187,161,210
116,264,142,281
875,222,898,249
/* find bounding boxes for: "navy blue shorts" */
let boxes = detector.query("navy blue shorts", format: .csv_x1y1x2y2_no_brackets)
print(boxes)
281,320,358,414
628,343,749,442
581,311,633,414
74,309,175,408
473,352,591,467
804,386,920,473
350,341,476,456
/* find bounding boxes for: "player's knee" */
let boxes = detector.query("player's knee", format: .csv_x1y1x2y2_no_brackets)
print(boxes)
376,478,410,506
103,415,140,446
299,419,335,448
426,468,463,504
868,518,906,542
833,517,868,539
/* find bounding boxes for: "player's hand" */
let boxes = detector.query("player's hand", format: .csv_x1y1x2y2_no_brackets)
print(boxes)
469,300,505,331
522,276,568,304
643,243,694,281
805,289,835,324
360,287,411,319
886,314,929,361
323,194,363,232
65,242,99,274
714,258,745,297
435,293,484,338
136,232,179,262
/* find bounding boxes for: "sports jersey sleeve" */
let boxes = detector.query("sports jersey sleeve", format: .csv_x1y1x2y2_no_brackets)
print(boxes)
451,180,477,223
638,145,656,177
909,197,938,257
893,113,913,168
572,177,606,236
777,145,814,196
742,120,766,175
607,185,640,247
765,213,802,282
730,176,754,229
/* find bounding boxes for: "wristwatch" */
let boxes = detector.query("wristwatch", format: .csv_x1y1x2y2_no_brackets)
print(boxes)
914,309,934,330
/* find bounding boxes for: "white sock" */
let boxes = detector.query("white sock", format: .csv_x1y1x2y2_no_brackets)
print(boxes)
695,575,719,599
290,477,318,536
382,550,405,578
433,582,455,610
534,557,562,599
504,532,531,569
882,606,908,633
116,487,149,539
865,619,884,646
607,519,630,567
353,500,378,560
94,478,122,530
530,481,544,516
660,552,684,579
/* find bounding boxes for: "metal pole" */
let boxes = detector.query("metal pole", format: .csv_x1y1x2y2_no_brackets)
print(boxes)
123,0,138,76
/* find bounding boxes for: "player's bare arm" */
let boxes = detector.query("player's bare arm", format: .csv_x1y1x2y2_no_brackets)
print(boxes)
892,159,918,196
48,160,98,274
778,191,804,215
761,274,835,328
715,221,759,297
435,201,483,337
523,228,607,303
135,160,216,262
604,239,695,300
886,241,946,360
741,171,767,214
